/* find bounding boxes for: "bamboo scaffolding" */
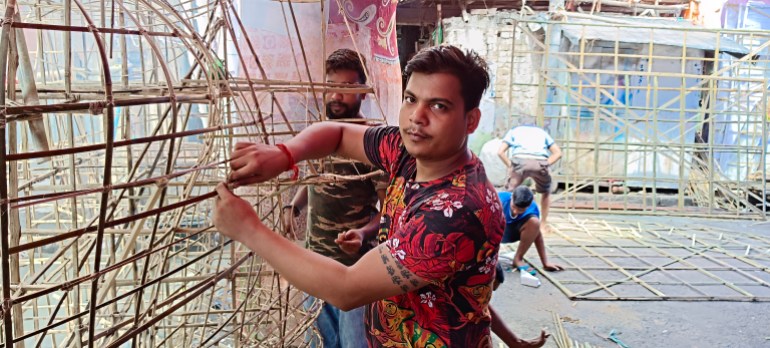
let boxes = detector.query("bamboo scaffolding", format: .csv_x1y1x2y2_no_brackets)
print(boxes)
476,11,770,218
0,0,391,346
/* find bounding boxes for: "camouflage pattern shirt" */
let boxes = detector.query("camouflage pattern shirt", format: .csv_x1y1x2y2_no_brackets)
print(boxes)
305,159,389,266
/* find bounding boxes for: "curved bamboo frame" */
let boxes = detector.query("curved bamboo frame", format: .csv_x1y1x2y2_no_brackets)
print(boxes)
0,0,390,346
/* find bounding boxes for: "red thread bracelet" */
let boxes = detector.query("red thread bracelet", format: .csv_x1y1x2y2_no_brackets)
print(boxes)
275,143,299,180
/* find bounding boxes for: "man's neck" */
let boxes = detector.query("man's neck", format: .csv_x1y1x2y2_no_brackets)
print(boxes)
414,149,472,182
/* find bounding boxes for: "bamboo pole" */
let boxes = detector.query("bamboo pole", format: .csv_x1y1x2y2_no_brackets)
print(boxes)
217,0,269,144
0,1,20,345
65,2,116,346
7,23,24,348
13,11,48,152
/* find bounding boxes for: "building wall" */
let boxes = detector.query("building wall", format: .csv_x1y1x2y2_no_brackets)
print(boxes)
443,10,542,142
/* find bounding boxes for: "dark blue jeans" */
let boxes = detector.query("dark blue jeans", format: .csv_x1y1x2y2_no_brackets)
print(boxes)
304,295,368,348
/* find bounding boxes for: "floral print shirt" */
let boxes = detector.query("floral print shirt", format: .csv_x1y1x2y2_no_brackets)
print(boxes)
363,126,504,347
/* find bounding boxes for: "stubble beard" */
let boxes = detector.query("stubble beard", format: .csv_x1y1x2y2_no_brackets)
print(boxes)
326,100,362,120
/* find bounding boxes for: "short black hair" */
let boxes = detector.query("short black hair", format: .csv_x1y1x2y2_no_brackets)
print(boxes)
512,186,534,208
403,45,490,112
326,48,367,84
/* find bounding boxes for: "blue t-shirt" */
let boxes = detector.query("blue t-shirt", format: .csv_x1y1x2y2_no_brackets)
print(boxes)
498,191,540,224
501,126,554,158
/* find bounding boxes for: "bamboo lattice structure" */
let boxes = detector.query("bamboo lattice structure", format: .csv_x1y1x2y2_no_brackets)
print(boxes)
0,0,389,346
488,11,769,219
507,214,770,302
6,1,766,346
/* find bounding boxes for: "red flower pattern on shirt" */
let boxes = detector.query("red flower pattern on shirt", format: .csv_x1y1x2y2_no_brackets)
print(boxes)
363,126,504,347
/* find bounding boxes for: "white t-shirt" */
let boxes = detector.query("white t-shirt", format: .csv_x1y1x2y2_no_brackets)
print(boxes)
501,126,554,158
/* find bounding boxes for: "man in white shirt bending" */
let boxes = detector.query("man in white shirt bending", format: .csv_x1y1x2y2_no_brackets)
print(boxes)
497,125,562,226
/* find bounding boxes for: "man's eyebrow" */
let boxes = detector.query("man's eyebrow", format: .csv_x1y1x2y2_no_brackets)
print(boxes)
402,91,454,106
426,98,454,106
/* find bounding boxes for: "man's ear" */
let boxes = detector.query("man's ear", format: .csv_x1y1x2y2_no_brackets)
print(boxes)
466,108,481,134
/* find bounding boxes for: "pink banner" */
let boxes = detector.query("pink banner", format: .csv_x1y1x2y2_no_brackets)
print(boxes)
328,0,399,63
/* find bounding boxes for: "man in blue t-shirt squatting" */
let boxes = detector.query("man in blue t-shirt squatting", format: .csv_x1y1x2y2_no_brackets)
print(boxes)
498,186,563,275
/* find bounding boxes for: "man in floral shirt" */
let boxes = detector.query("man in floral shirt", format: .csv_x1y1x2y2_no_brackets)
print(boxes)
214,45,505,346
361,125,502,346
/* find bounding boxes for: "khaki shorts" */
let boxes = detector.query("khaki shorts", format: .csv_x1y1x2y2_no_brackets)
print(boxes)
506,157,552,193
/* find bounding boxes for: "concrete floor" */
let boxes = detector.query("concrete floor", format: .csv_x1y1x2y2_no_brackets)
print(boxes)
492,215,770,348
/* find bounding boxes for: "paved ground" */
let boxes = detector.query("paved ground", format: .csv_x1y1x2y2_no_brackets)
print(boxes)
492,215,770,348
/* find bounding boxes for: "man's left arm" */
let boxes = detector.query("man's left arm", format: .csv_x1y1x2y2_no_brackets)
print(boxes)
214,184,428,311
363,187,387,241
491,305,549,347
498,142,513,168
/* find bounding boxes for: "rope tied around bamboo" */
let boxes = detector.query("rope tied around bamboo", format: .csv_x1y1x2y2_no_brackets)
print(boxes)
0,298,10,320
60,280,77,292
0,15,14,27
88,100,112,115
154,177,170,188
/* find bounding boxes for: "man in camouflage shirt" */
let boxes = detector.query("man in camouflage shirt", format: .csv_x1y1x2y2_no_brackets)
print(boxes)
282,48,387,348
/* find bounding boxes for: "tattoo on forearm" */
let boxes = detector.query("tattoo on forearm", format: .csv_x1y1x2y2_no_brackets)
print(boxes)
378,244,415,292
379,246,388,264
393,255,408,274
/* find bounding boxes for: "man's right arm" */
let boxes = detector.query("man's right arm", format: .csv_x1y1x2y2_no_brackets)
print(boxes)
214,183,428,311
230,122,370,186
283,186,308,239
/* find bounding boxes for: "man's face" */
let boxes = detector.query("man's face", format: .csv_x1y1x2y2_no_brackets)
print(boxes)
510,203,526,216
398,72,480,161
325,69,365,120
